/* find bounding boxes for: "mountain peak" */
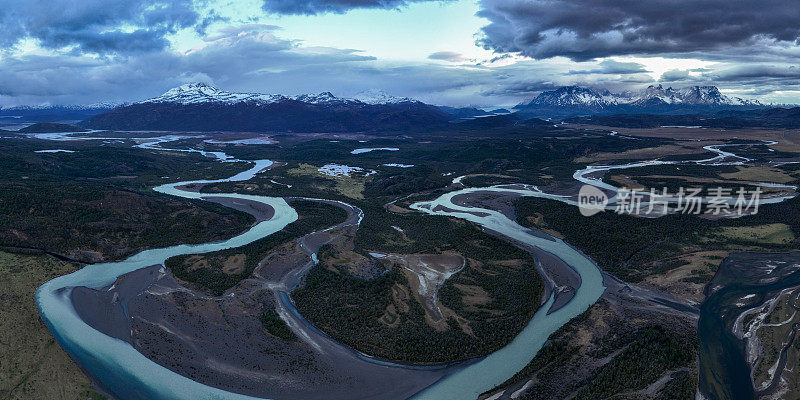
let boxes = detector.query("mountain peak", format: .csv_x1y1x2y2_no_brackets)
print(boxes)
176,82,213,89
83,84,449,132
354,89,415,105
291,92,341,104
141,83,280,105
139,84,421,107
516,84,765,115
553,85,598,94
526,86,618,109
167,82,222,95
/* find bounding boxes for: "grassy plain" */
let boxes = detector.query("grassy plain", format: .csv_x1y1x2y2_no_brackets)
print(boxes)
708,224,795,245
0,251,106,400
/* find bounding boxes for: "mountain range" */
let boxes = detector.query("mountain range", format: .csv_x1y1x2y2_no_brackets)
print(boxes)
514,85,767,116
81,83,450,132
136,84,420,107
5,83,788,132
0,103,116,123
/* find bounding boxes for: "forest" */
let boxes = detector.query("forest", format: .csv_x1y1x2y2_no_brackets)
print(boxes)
292,206,544,362
0,140,252,262
165,200,348,296
515,195,800,283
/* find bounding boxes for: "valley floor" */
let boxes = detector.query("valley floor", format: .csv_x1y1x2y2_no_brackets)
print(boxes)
5,123,800,399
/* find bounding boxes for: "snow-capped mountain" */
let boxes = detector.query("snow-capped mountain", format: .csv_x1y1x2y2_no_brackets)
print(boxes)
291,91,346,104
139,83,411,107
82,83,450,132
516,85,765,116
527,86,621,107
353,89,416,105
2,102,120,111
625,85,762,106
140,83,287,105
0,102,120,122
517,86,621,115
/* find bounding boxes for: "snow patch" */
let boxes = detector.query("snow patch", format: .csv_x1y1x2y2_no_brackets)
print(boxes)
353,89,415,105
318,164,364,177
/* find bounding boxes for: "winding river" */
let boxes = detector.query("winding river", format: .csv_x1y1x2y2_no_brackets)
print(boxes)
36,159,299,400
409,188,605,399
32,133,788,399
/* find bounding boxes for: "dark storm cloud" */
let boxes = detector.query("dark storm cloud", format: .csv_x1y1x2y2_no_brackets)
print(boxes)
3,24,504,107
0,0,199,54
568,60,648,75
0,28,554,108
698,65,800,95
651,64,800,97
428,51,467,62
477,0,800,61
3,18,584,108
651,65,800,88
262,0,454,15
709,65,800,82
0,25,374,104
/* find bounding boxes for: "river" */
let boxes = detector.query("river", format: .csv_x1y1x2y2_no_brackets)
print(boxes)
35,158,299,400
32,133,789,399
409,188,606,399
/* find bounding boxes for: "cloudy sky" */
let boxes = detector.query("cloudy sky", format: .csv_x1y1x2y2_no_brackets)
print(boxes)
2,0,800,108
